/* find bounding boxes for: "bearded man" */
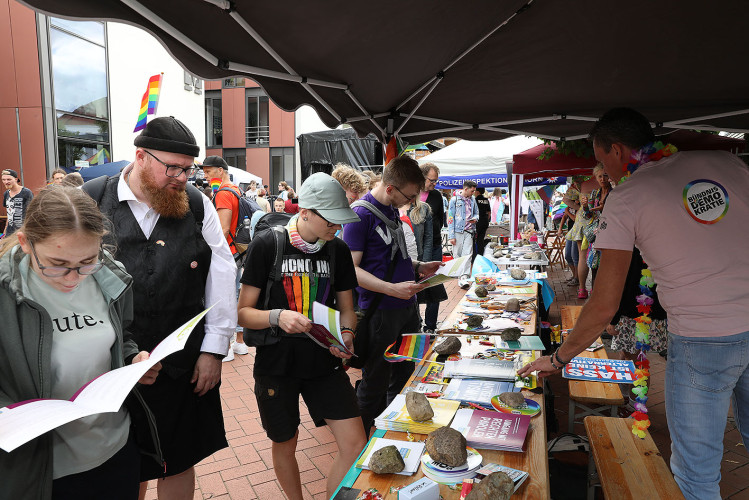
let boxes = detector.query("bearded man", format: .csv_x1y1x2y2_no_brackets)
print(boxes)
83,117,237,499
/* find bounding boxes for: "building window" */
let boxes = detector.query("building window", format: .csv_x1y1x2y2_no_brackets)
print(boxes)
223,77,245,88
205,91,222,147
49,18,110,167
224,149,246,170
246,90,269,145
270,147,294,190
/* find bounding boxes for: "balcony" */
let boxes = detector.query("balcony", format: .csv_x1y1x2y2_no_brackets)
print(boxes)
246,125,270,145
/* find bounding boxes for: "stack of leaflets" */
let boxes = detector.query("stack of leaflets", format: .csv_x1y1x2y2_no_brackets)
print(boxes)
420,446,483,484
444,358,516,381
450,408,530,452
355,437,425,475
374,394,460,434
442,379,520,409
475,463,529,493
494,335,545,351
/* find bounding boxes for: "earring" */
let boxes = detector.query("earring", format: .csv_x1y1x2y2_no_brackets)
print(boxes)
303,217,308,221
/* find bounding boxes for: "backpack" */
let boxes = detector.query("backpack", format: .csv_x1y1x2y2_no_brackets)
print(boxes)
243,224,337,347
252,211,293,238
213,187,261,256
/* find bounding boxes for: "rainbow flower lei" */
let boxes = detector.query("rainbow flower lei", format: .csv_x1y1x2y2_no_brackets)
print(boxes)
620,141,677,439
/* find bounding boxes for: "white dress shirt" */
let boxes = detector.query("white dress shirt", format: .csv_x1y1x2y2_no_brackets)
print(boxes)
117,165,237,355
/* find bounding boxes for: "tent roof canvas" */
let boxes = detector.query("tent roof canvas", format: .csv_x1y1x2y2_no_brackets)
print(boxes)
417,136,542,177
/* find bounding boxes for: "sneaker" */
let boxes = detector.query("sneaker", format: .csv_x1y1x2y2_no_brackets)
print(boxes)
577,289,588,299
423,328,435,335
566,278,579,287
459,275,471,289
222,348,235,362
233,342,249,355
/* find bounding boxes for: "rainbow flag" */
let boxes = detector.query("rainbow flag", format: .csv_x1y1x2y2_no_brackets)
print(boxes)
384,335,431,363
133,74,163,132
384,136,407,165
210,178,221,194
86,147,111,165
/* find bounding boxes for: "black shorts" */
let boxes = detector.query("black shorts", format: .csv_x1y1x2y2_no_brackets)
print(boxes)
254,368,360,443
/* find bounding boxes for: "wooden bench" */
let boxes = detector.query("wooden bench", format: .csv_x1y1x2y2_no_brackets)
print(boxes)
584,416,684,500
561,305,624,432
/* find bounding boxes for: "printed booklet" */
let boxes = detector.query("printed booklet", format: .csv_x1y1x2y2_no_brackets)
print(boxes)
562,357,636,384
307,301,354,357
417,254,472,288
356,437,425,475
443,379,519,409
0,308,211,452
450,408,530,452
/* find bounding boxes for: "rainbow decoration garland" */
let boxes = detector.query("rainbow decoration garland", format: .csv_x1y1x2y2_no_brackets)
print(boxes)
620,141,677,439
384,335,431,363
133,74,163,132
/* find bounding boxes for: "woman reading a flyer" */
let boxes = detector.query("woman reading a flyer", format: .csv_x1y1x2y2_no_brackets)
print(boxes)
238,173,366,500
0,186,161,500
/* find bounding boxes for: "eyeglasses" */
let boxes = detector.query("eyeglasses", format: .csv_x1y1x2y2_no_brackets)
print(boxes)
391,185,417,202
30,243,104,277
143,150,197,178
310,209,336,228
425,176,439,185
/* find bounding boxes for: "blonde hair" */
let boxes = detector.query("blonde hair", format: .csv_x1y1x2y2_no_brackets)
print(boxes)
360,170,381,190
0,186,108,258
592,163,606,176
331,164,367,194
409,199,432,225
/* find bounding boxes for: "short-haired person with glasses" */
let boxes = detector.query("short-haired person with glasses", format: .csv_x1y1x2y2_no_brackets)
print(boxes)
0,186,162,500
239,173,366,500
82,117,237,500
343,156,444,434
419,162,447,333
447,180,479,287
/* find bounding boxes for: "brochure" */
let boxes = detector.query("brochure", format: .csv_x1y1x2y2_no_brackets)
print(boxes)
444,358,517,381
307,301,354,356
356,437,425,475
374,394,460,434
0,308,211,453
562,357,636,384
417,255,472,288
450,408,530,452
443,379,519,408
494,335,545,351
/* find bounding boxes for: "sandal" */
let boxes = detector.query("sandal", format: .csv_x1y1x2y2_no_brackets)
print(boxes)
577,289,588,299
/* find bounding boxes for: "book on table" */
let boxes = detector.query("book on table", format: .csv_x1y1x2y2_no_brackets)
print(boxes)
374,394,460,434
355,437,425,475
444,358,516,381
443,378,520,409
306,301,354,357
562,357,636,384
450,408,530,452
0,308,211,453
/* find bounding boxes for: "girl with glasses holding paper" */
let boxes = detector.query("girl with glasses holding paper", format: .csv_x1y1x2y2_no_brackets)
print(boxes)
0,186,161,500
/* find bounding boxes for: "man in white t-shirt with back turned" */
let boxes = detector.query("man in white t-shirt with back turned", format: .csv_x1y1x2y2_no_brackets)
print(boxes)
518,107,749,500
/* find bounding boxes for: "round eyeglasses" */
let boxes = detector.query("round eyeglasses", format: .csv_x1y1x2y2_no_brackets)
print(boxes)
30,243,104,277
144,150,197,178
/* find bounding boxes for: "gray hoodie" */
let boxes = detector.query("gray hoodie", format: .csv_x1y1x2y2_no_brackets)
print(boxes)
0,246,159,499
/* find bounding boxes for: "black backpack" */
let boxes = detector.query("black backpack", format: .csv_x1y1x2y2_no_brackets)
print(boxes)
213,187,261,254
252,211,293,238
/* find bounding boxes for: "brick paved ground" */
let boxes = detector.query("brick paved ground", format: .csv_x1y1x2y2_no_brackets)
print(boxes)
143,263,748,499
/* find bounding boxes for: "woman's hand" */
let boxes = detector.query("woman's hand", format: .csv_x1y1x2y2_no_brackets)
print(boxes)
278,310,312,334
516,354,560,379
329,331,354,359
132,351,161,385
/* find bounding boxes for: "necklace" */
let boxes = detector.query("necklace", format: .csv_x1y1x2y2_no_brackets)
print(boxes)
621,141,677,439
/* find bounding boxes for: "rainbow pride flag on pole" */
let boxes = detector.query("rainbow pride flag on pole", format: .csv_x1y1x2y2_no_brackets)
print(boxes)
133,73,163,132
384,334,431,363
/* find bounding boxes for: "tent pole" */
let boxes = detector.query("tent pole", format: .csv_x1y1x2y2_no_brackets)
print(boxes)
662,109,749,126
345,89,386,136
395,77,443,136
483,115,561,127
200,0,231,9
399,125,474,138
479,125,560,140
346,112,391,123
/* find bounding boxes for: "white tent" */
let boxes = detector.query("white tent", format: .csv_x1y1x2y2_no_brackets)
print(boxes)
416,136,543,189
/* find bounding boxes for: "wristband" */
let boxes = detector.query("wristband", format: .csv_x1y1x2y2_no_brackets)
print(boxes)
415,262,422,275
549,355,561,370
269,309,283,328
554,349,569,366
341,327,355,338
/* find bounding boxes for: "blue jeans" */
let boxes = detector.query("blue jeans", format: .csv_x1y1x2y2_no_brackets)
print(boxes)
565,239,579,266
666,330,749,500
424,245,443,330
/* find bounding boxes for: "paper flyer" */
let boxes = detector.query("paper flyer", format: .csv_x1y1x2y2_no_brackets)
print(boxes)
0,307,212,453
562,357,636,384
307,301,355,356
417,254,472,288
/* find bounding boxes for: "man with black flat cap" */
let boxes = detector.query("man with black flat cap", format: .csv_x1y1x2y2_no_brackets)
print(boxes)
83,116,236,499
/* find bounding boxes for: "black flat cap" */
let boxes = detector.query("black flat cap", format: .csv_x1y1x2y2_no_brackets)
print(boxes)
134,116,200,157
198,156,229,170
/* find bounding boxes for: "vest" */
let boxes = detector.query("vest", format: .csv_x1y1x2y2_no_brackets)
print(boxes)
96,174,211,377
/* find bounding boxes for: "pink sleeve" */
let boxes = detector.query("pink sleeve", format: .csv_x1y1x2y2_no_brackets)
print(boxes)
594,190,636,251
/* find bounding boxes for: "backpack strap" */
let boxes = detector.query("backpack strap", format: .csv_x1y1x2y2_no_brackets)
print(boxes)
185,184,204,229
82,174,110,204
263,226,287,310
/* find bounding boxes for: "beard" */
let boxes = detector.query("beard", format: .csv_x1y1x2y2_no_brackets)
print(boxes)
138,165,189,218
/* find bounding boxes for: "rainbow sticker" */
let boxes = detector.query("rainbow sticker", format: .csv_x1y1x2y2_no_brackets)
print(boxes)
490,395,541,417
683,179,729,225
210,178,221,194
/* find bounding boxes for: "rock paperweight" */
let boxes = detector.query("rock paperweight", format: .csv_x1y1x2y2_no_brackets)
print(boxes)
465,471,514,500
369,445,406,474
425,427,467,467
498,391,525,408
434,336,462,355
405,391,435,422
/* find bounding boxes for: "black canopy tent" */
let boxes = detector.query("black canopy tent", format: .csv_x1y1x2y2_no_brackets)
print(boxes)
297,128,382,180
21,0,749,145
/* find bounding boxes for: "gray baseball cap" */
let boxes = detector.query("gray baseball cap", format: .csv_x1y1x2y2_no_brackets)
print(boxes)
298,173,360,225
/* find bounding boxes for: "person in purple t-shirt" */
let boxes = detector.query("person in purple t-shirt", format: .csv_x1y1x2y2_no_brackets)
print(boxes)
343,156,443,434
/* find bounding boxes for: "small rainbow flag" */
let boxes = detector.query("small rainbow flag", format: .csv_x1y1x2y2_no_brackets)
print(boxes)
86,147,111,165
210,178,221,194
384,334,431,363
133,73,163,132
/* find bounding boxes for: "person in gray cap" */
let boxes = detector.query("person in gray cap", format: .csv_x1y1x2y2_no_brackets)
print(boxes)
238,173,366,500
82,117,236,499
